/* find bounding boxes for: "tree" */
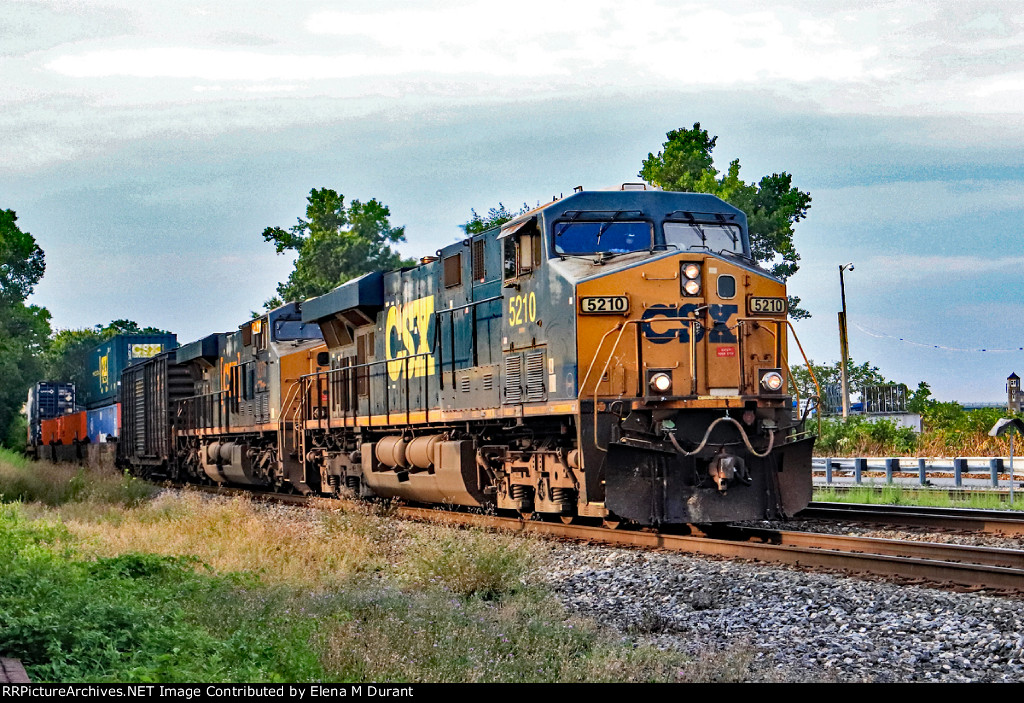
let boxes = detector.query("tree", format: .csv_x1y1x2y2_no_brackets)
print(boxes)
640,124,812,318
0,209,45,306
0,210,51,449
262,188,415,309
790,358,892,402
462,203,531,236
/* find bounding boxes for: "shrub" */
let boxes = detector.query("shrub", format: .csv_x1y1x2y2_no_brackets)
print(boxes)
403,528,539,599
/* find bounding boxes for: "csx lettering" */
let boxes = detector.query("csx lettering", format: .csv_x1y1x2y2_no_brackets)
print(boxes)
386,295,436,381
640,304,738,344
706,305,738,343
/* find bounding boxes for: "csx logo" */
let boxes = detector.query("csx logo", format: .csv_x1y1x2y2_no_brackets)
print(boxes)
386,295,436,381
641,304,738,344
99,355,109,391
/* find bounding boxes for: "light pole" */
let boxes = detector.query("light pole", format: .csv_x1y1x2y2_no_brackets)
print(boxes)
838,263,854,418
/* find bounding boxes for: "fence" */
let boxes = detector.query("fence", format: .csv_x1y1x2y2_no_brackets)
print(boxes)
814,456,1021,488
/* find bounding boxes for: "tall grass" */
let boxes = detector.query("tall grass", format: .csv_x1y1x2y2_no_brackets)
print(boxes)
0,455,774,683
0,448,156,507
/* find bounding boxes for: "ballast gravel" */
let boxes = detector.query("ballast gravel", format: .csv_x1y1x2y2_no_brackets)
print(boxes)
539,543,1024,683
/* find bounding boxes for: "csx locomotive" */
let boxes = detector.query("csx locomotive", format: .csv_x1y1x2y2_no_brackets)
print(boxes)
118,186,817,526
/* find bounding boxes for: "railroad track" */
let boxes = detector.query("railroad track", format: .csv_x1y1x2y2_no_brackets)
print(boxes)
800,502,1024,537
189,485,1024,594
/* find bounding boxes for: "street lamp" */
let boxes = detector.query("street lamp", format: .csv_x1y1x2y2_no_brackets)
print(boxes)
838,263,854,419
989,417,1024,505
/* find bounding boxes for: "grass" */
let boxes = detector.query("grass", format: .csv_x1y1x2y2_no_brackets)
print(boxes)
814,484,1024,511
0,452,775,683
0,447,156,507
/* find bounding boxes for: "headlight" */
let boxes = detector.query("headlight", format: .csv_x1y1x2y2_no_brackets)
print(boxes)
761,371,784,392
683,263,700,279
683,279,701,296
649,372,672,393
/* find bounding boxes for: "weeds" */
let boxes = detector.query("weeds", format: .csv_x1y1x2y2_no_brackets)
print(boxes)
0,448,156,507
402,527,539,599
813,485,1024,511
69,491,390,588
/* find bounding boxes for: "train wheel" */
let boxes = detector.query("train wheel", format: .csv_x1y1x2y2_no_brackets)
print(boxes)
603,517,623,530
518,510,535,522
559,515,578,525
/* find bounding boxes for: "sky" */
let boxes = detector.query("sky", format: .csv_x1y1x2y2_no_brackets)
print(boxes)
3,0,1024,402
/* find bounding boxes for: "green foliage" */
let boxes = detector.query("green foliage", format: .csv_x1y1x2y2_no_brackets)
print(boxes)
790,357,893,401
906,381,934,414
640,124,812,319
318,587,728,683
0,505,327,682
0,209,45,305
462,202,532,235
263,188,415,308
0,210,51,449
815,416,918,456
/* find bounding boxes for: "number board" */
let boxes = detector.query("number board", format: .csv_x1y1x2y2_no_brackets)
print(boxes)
579,296,629,315
747,296,787,315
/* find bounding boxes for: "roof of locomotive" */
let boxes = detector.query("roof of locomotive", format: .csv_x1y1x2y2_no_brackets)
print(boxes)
302,188,751,325
501,188,748,233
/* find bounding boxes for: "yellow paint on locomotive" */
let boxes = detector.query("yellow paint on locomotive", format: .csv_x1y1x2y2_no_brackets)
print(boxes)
577,252,789,402
384,295,436,381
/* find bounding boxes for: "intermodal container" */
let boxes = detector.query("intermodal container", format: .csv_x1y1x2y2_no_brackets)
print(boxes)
27,382,76,445
40,411,88,445
84,333,178,409
86,403,120,443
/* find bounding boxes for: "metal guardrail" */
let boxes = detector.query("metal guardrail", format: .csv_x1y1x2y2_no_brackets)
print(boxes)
813,456,1021,488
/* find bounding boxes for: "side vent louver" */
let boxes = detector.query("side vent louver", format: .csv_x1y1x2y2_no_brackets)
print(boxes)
526,351,546,402
504,354,523,404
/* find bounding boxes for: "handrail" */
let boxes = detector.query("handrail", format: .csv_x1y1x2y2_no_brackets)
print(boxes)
587,317,698,452
299,351,437,428
582,313,823,452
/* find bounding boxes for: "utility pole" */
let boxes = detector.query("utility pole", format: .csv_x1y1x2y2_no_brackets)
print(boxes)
838,263,854,418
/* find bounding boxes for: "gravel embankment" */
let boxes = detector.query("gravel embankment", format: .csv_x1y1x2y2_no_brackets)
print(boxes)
540,543,1024,683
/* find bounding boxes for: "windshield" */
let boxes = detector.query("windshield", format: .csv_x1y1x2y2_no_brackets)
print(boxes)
273,320,323,342
664,222,744,255
553,221,651,255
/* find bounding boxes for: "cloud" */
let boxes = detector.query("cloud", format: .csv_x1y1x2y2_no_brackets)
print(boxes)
810,179,1024,226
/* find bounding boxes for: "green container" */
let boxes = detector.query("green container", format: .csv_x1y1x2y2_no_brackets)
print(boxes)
84,333,177,409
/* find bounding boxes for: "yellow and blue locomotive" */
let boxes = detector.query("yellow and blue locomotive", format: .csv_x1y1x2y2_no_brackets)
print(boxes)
289,185,817,525
117,186,815,525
